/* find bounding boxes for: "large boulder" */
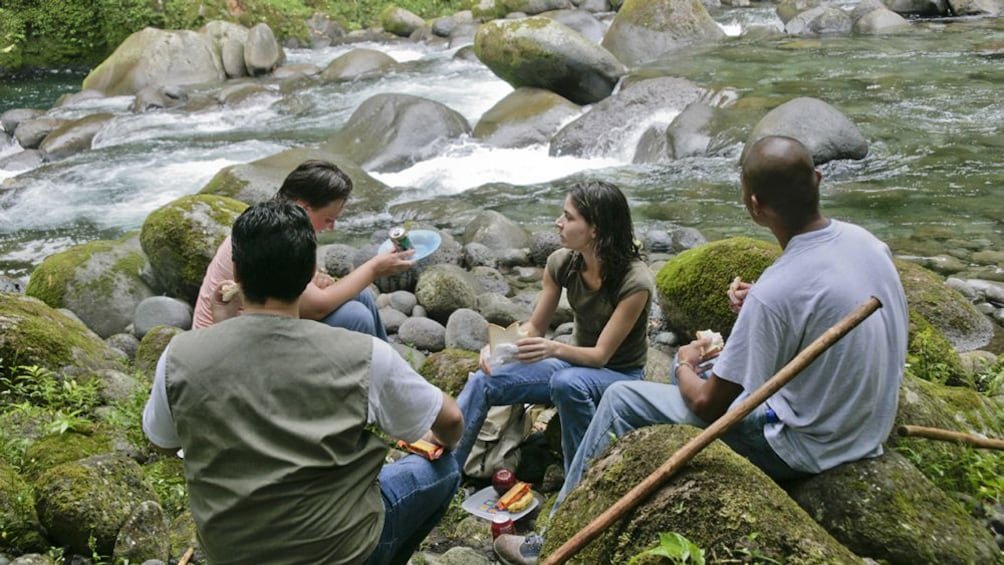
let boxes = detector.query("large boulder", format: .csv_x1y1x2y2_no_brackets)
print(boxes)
463,210,531,252
473,88,581,149
135,325,185,378
655,237,781,340
13,117,66,150
785,6,853,35
199,146,392,212
21,429,115,482
777,0,823,23
474,17,626,105
139,194,247,304
37,112,115,161
544,425,861,562
320,48,399,82
851,0,912,33
34,453,159,556
82,28,226,96
897,259,993,352
112,500,171,564
946,0,1003,14
741,97,868,166
884,0,950,15
0,292,125,376
415,264,479,323
419,348,480,397
322,93,471,173
244,23,284,76
25,233,156,338
539,9,608,43
787,451,1000,564
600,0,726,67
550,76,704,158
1,108,45,135
380,6,427,37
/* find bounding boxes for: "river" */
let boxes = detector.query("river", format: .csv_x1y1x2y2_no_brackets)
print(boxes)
1,5,1002,286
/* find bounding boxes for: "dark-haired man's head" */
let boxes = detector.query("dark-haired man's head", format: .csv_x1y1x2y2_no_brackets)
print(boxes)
741,136,821,231
275,160,353,233
231,200,316,305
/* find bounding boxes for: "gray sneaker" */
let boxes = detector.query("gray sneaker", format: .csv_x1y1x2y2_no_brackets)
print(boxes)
494,533,544,565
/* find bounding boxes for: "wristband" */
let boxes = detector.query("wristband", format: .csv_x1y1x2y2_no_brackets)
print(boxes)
674,359,695,380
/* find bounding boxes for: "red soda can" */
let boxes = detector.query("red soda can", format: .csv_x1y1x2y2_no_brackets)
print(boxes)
491,512,516,540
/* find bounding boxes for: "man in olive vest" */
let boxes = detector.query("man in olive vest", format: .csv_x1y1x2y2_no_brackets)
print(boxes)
143,200,465,564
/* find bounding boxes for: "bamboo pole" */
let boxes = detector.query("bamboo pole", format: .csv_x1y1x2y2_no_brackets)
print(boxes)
898,425,1004,450
178,547,195,565
541,296,883,565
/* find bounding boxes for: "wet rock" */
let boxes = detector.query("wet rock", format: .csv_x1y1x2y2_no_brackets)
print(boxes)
39,112,115,161
742,97,868,165
538,8,607,43
785,6,853,35
777,0,823,23
885,0,949,16
0,149,45,172
897,259,994,352
601,0,726,67
381,6,427,37
473,88,581,149
320,48,399,82
1,108,45,134
13,117,66,149
244,23,284,76
464,210,530,252
131,85,189,113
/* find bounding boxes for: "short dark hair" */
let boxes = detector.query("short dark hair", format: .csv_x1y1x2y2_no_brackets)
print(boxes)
741,136,820,230
231,200,316,304
274,160,353,208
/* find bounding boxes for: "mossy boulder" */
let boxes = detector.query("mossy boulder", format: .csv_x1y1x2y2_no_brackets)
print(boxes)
139,194,247,304
419,348,479,397
135,325,185,379
416,264,480,324
112,500,171,564
601,0,726,67
474,17,626,105
0,460,48,553
25,232,156,338
143,456,188,519
544,425,860,563
0,292,125,378
897,259,993,352
907,310,966,386
22,429,114,482
199,145,392,213
322,93,471,174
380,6,427,37
889,371,1004,502
472,87,581,149
786,451,1000,564
655,237,781,340
34,452,158,556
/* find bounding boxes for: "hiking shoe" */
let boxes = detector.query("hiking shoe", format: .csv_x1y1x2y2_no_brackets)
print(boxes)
494,533,543,565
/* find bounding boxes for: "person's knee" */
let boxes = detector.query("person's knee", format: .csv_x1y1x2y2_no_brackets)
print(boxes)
330,301,377,335
598,380,635,411
549,368,582,403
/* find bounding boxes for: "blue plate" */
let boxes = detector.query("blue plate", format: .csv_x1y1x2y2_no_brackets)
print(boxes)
378,229,442,261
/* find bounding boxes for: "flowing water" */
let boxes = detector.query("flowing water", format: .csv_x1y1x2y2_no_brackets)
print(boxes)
1,7,1003,285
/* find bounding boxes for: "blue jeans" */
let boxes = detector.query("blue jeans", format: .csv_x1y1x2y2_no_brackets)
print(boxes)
319,287,388,341
366,453,461,565
554,379,808,515
452,358,644,474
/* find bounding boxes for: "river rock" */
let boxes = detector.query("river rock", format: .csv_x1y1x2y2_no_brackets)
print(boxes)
742,97,868,165
419,348,479,397
896,259,994,352
474,17,626,105
665,100,718,159
39,112,115,161
199,145,392,213
852,0,912,33
220,39,249,78
788,450,1000,564
601,0,726,67
0,460,47,553
133,296,193,338
473,87,581,148
785,6,853,35
323,93,471,173
22,429,117,482
777,0,823,23
25,233,156,338
464,210,531,251
1,108,45,134
550,76,704,158
397,316,447,351
539,9,607,43
216,82,270,107
381,6,427,37
200,20,250,46
112,500,171,564
884,0,950,15
320,48,399,82
476,292,531,326
131,85,189,112
244,23,284,76
106,332,140,361
528,231,562,267
135,325,185,378
470,266,511,296
0,149,45,173
379,307,408,334
53,89,106,108
416,264,479,323
306,13,347,48
139,194,247,304
445,308,490,352
545,425,860,562
432,11,473,37
34,453,158,556
948,0,1003,14
82,28,225,96
13,117,66,150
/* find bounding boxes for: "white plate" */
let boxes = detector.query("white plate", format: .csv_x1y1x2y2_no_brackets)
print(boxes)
460,485,540,521
377,229,442,261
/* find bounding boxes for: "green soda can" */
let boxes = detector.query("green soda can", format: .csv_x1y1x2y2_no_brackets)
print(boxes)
389,226,413,251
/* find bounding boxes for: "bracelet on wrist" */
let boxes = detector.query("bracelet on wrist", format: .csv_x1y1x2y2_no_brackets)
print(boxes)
675,359,695,379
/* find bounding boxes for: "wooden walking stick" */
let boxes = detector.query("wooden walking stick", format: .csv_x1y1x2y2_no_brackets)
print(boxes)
541,296,883,565
898,425,1004,450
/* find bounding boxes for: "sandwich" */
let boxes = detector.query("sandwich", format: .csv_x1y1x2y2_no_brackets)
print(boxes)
220,282,241,303
496,481,534,512
696,329,724,357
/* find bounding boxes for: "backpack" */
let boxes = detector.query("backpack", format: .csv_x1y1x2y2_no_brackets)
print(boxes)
463,403,530,478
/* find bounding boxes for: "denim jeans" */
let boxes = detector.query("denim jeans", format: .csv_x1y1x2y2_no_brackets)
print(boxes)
319,287,388,341
452,358,644,474
366,453,461,565
554,378,808,515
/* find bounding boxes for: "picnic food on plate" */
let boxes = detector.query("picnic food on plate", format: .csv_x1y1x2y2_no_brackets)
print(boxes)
696,329,724,357
497,481,534,512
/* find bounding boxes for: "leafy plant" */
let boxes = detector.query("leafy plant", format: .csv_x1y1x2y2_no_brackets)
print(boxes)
628,532,706,565
1,364,101,414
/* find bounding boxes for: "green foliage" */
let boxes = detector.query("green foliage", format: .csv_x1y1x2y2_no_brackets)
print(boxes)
628,532,706,565
1,364,101,414
145,457,189,518
899,443,1004,507
972,358,1004,394
906,323,966,387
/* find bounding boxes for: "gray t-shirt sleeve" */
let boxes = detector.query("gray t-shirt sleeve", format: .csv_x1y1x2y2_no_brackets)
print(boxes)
142,346,182,449
367,339,444,443
713,293,790,390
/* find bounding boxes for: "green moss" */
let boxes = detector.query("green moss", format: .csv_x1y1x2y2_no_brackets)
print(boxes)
135,325,185,379
655,237,780,340
198,165,252,200
21,428,113,481
0,460,48,553
144,457,188,519
25,239,116,309
907,310,966,386
418,348,478,396
896,259,992,351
